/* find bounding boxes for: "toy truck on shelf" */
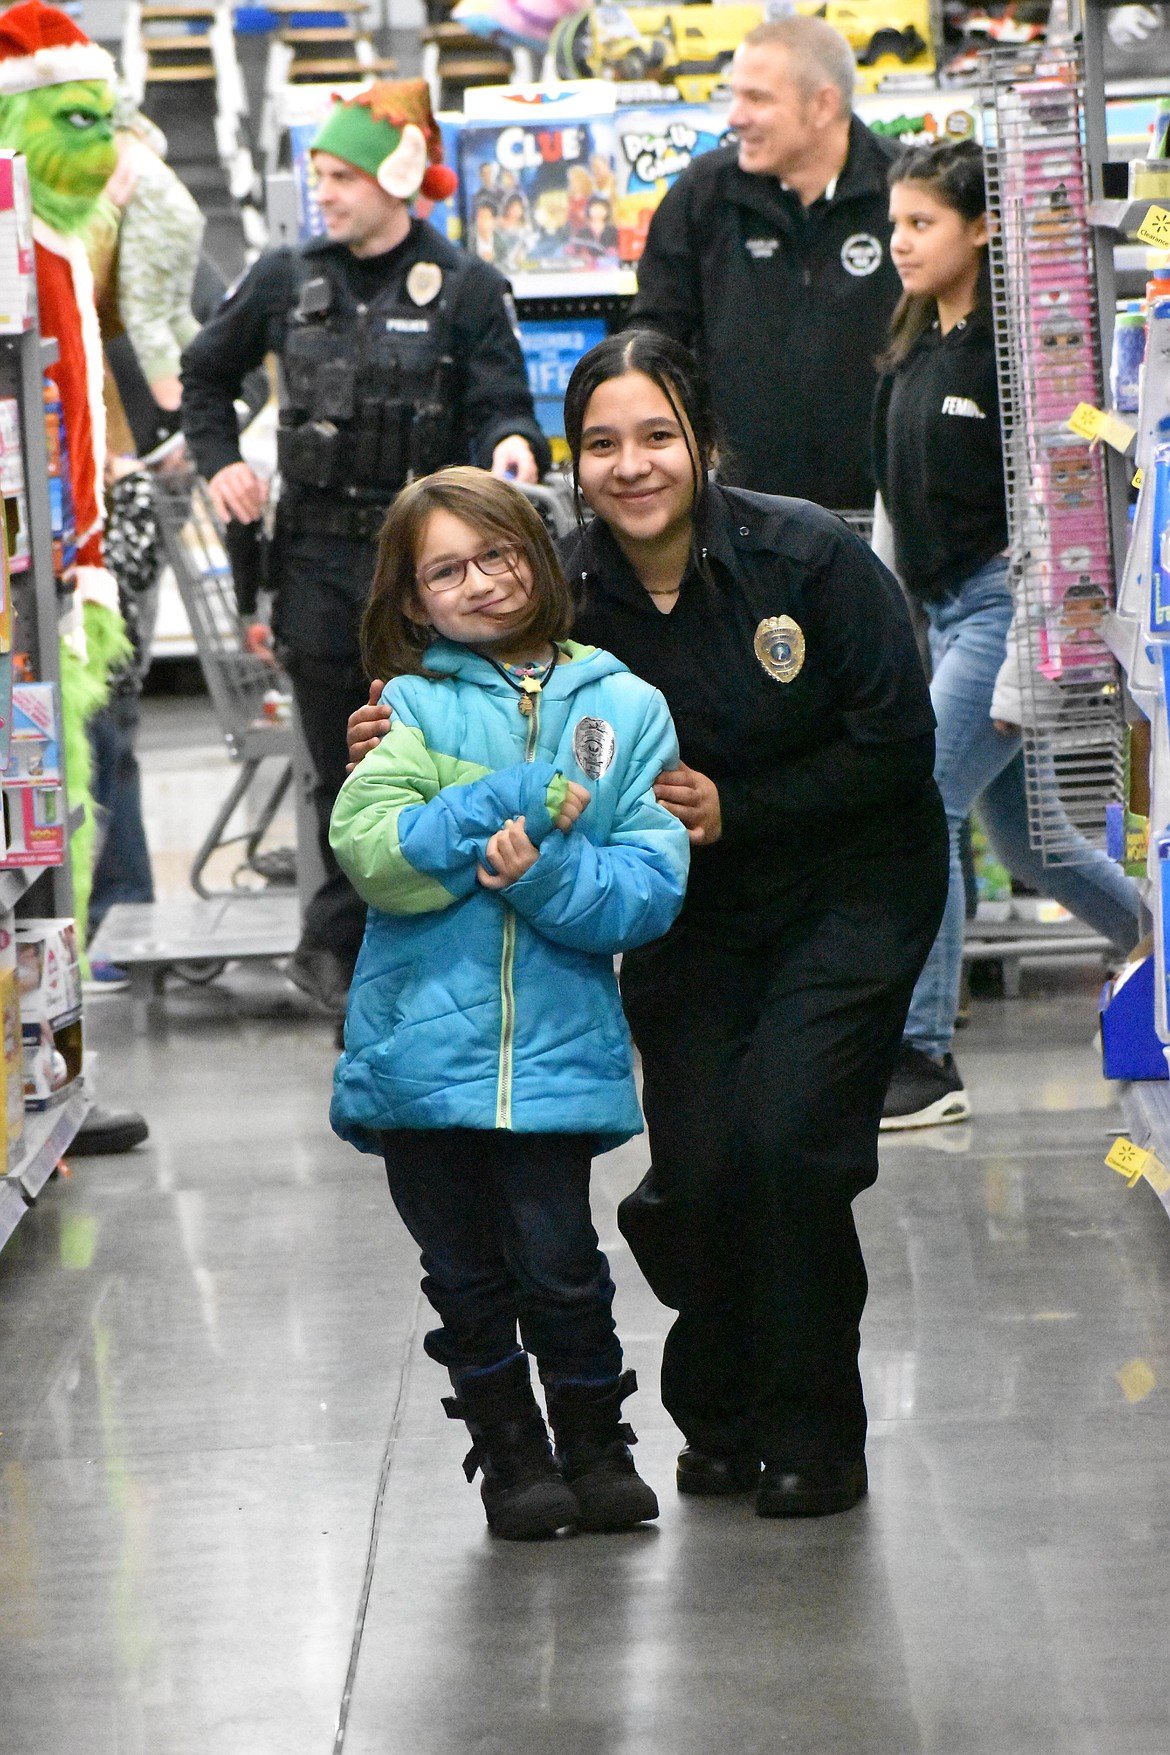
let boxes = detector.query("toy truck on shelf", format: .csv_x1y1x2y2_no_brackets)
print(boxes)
574,0,934,98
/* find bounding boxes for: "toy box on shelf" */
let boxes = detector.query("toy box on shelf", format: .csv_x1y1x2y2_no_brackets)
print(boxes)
459,85,622,276
1,682,64,869
0,911,22,1171
0,151,35,335
16,917,81,1110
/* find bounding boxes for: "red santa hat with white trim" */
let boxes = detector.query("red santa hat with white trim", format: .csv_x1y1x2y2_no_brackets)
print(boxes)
0,1,116,96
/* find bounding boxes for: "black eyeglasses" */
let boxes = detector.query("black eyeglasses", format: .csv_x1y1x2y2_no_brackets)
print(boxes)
416,543,522,595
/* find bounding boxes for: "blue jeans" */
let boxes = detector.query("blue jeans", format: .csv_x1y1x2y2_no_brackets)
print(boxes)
904,557,1141,1059
380,1128,623,1388
88,692,155,938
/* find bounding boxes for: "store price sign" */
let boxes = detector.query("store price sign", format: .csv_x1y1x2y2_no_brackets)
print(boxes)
1135,204,1170,250
1068,402,1137,454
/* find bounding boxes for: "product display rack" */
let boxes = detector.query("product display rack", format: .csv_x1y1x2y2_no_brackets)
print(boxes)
0,287,93,1254
981,35,1127,863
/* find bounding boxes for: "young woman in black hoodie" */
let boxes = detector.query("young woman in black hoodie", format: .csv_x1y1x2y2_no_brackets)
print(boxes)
873,139,1139,1130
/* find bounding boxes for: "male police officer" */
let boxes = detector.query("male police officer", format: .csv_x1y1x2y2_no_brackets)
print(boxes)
630,15,900,509
182,82,549,1015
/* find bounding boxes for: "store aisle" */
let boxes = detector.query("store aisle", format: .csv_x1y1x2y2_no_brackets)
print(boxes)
2,695,1169,1753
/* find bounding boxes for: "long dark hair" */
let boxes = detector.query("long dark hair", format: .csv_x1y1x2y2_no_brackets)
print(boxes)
562,330,721,577
881,137,989,370
361,466,574,681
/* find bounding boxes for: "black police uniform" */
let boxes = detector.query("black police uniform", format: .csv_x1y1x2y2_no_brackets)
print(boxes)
561,484,948,1466
181,218,549,978
630,117,900,509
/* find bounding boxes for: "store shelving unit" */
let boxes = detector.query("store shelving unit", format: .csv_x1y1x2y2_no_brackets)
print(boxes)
982,34,1127,862
0,277,94,1255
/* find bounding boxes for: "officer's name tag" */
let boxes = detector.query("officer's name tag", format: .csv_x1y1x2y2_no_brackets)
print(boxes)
386,317,430,333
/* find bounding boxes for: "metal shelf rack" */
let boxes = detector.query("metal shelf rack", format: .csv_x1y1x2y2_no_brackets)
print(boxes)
981,35,1127,862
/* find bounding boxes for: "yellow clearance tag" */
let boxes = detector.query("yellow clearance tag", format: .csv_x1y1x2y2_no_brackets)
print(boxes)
1106,1137,1151,1186
1068,403,1138,453
1136,204,1170,249
1134,467,1145,490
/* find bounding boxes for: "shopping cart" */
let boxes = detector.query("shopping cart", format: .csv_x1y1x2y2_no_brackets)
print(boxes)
150,469,294,899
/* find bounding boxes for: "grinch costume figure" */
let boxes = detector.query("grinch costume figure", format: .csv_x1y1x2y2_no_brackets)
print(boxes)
0,1,147,1155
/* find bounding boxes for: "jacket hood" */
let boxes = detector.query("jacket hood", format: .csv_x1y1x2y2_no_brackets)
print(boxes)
421,637,629,696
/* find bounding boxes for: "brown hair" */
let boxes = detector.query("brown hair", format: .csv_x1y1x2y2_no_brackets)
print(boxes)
880,138,989,371
360,465,574,681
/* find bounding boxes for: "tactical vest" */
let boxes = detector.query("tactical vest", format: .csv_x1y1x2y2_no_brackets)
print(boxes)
276,248,460,503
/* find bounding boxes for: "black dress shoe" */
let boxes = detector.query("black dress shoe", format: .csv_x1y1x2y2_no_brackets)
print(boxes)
68,1105,149,1157
756,1455,868,1519
676,1446,761,1496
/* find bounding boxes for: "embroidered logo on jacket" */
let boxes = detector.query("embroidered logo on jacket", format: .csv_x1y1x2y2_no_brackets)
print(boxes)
840,233,882,276
941,395,987,419
745,237,779,259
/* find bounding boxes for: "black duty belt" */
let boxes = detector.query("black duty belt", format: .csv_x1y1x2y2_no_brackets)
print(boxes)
280,495,391,544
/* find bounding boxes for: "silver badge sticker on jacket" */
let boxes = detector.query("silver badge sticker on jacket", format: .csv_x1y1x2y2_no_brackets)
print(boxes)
754,615,805,683
573,716,616,779
406,262,442,306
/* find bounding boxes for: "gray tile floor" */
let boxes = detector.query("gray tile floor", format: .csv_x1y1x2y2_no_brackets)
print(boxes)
2,695,1169,1754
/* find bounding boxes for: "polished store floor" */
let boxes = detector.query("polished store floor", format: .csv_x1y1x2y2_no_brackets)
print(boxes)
1,694,1169,1755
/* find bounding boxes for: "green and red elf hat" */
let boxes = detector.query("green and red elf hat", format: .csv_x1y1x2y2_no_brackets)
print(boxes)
311,80,458,203
0,0,116,94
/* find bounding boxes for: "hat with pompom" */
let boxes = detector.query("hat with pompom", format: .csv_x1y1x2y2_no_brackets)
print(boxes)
0,1,115,94
311,79,457,203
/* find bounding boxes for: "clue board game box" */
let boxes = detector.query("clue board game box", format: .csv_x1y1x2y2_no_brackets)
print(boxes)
460,116,622,275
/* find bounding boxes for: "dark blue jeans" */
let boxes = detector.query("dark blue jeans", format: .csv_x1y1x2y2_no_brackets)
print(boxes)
88,692,155,937
381,1128,623,1388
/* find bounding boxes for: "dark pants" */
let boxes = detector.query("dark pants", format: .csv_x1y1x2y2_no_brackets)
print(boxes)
282,647,371,979
88,692,155,937
381,1128,623,1387
617,797,948,1465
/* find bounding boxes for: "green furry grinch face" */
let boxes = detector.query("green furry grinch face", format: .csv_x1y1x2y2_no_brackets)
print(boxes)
16,81,116,198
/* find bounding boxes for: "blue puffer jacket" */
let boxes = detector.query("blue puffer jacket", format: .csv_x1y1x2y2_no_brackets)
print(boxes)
329,639,690,1152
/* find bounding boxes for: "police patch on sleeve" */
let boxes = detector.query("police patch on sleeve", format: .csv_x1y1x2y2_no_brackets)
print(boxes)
753,616,805,683
572,716,616,779
840,233,883,277
406,261,443,306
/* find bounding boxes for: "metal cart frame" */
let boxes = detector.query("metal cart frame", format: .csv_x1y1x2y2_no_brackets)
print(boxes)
151,469,293,898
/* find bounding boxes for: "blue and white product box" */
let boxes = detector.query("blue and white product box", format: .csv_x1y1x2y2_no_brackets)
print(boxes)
459,115,621,276
8,682,60,785
519,317,607,446
1149,440,1170,636
15,916,82,1109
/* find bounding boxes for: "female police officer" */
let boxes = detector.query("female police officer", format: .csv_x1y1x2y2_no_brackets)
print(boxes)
348,331,947,1517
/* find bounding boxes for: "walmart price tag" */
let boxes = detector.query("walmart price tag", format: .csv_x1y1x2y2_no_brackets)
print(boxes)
1136,204,1170,249
1106,1137,1152,1186
1069,403,1138,453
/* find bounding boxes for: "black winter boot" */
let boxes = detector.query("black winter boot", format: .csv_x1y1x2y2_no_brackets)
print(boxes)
546,1369,659,1532
442,1355,579,1540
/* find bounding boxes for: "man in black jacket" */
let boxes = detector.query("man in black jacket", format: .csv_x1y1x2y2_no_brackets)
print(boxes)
630,16,900,509
182,82,549,1015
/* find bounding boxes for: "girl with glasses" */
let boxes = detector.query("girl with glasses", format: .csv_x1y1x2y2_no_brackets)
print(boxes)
328,466,689,1540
